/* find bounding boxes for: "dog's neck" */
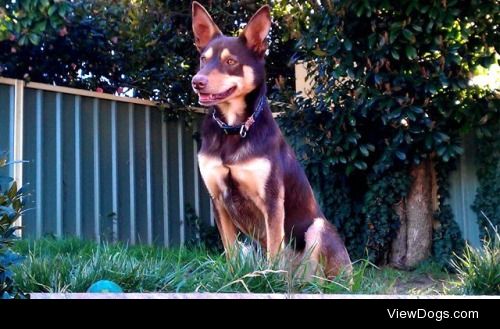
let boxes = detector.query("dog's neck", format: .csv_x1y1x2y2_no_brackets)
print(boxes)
216,97,247,126
215,84,266,126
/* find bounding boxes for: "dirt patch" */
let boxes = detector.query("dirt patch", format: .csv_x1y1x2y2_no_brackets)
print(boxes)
392,273,455,295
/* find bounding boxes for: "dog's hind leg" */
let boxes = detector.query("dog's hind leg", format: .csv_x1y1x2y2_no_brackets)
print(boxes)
303,218,352,280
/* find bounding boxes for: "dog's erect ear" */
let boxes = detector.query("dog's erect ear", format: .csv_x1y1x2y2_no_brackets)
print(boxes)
192,1,222,51
240,5,271,56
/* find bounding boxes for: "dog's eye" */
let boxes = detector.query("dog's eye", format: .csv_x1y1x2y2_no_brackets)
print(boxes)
226,58,237,65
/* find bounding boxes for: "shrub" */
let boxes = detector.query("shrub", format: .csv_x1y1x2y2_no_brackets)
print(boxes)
276,0,498,266
185,204,222,252
0,157,28,299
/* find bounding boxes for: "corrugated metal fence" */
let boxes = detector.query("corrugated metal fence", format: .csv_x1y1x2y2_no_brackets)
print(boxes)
0,77,213,246
448,134,481,247
0,77,482,247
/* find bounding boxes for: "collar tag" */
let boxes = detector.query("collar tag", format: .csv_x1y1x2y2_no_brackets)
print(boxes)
239,125,247,138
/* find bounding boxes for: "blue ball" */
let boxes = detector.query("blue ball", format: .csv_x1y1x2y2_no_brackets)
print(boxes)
87,280,124,293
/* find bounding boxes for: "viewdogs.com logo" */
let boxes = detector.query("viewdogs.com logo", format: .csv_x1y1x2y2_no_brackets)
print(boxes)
387,309,479,321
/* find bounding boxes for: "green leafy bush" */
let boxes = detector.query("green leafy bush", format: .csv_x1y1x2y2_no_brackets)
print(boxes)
0,158,27,299
0,0,295,107
276,0,498,265
362,171,411,263
432,160,464,269
185,204,222,252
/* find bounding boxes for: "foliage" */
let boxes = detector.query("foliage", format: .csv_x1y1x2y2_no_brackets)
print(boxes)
362,170,411,263
276,0,499,264
451,216,499,295
14,237,453,294
0,157,27,299
185,204,222,252
0,0,69,46
432,159,465,269
0,0,295,106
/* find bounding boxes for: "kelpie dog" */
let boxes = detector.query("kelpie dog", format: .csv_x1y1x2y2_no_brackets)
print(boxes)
191,2,352,278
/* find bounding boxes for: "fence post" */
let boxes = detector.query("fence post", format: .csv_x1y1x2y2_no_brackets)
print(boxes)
93,98,101,243
161,120,170,247
128,103,136,244
74,96,82,238
177,121,185,246
55,93,63,237
35,90,43,238
145,106,153,245
13,79,24,234
111,101,118,243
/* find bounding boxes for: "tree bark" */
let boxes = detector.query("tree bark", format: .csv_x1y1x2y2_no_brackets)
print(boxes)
405,159,433,267
390,159,434,269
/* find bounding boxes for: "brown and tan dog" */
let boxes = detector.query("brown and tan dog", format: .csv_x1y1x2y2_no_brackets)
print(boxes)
191,2,352,278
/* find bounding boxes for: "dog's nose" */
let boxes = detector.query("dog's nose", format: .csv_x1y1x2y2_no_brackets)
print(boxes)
192,75,208,91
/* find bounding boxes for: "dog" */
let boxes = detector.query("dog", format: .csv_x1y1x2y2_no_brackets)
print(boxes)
191,2,352,278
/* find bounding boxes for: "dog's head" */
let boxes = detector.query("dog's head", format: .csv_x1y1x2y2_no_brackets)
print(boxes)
191,2,271,107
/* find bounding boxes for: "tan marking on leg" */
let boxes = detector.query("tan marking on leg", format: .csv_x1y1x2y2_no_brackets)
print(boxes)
198,154,228,199
265,199,285,260
229,158,285,260
212,199,239,259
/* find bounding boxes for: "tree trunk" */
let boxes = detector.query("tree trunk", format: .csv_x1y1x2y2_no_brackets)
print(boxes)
405,159,433,267
390,159,434,269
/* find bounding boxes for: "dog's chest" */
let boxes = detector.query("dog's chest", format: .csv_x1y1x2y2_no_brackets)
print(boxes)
198,154,271,226
198,154,271,199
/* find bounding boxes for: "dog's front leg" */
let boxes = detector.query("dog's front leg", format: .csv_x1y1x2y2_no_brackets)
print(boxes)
258,179,286,260
212,199,238,258
264,196,285,260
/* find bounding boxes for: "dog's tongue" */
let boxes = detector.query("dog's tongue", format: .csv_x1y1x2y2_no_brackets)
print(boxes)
199,87,234,102
199,93,216,102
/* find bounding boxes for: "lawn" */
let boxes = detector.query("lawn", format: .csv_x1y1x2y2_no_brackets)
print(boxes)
12,238,458,295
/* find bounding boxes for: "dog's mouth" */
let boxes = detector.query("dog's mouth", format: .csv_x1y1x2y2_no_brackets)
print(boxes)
198,86,236,105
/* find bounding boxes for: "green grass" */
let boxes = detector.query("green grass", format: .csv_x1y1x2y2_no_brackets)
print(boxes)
13,238,455,294
450,217,500,295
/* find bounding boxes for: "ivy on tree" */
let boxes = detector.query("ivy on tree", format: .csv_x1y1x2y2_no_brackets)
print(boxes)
276,0,499,265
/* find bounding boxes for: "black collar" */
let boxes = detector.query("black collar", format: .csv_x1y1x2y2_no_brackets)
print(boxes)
212,96,266,138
